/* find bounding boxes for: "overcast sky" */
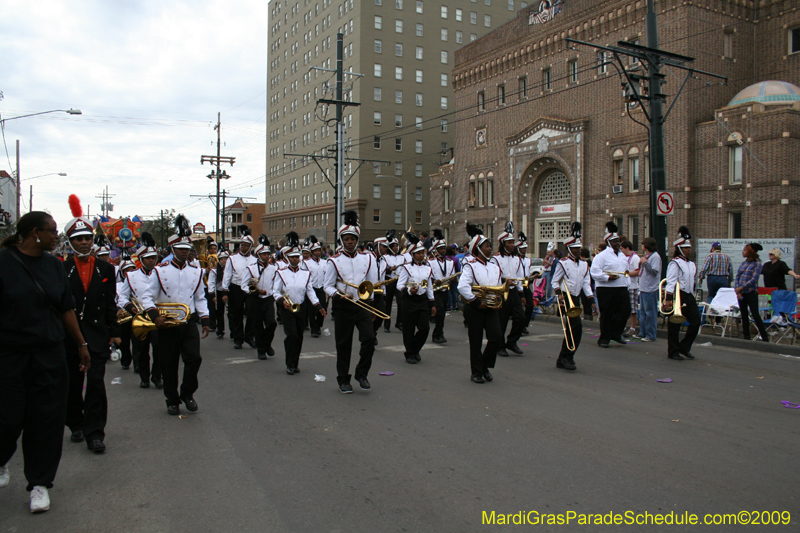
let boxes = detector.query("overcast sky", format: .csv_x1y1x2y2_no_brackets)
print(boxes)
1,0,267,233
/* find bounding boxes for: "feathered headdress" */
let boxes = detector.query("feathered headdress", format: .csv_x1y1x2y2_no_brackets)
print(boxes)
238,224,251,237
498,220,515,244
138,231,158,258
433,229,444,241
516,231,528,249
339,210,360,239
94,223,110,250
68,194,83,218
466,222,483,238
285,231,299,248
466,222,488,258
504,221,514,235
604,221,620,243
564,222,582,252
258,234,271,247
673,225,692,248
174,214,191,237
140,231,156,248
64,194,94,240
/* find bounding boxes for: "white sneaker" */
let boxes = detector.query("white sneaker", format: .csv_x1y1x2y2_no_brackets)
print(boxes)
30,486,50,513
0,464,9,487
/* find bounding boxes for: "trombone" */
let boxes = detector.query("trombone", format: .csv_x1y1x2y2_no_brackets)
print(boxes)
335,291,391,319
604,270,630,278
433,272,461,291
281,293,301,313
658,279,686,324
372,277,398,296
556,281,582,352
339,279,375,300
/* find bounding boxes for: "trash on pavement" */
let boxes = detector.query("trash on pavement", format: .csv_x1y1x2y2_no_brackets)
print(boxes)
655,378,673,383
111,377,122,385
697,342,713,346
379,371,394,376
314,374,326,382
780,401,800,409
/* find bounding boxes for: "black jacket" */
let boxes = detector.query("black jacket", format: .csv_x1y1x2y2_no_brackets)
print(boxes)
63,257,120,353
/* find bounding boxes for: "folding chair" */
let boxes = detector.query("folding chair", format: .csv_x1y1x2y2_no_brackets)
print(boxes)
757,287,776,321
767,290,800,345
699,287,740,337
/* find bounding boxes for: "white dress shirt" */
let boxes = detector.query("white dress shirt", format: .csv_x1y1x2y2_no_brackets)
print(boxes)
221,252,257,291
590,247,631,288
140,260,209,318
397,262,435,300
665,256,697,295
301,257,327,288
207,267,225,294
274,265,320,306
551,257,593,297
242,261,278,299
118,267,155,311
430,256,455,282
458,259,502,303
323,250,379,300
490,253,524,292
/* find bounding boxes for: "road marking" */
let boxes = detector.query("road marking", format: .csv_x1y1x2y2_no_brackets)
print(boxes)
379,344,444,352
300,352,336,359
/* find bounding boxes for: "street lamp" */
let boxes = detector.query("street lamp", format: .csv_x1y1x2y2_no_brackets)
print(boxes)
22,172,67,181
377,175,407,229
0,109,82,125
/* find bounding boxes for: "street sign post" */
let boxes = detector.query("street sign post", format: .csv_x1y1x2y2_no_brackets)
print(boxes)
656,191,674,216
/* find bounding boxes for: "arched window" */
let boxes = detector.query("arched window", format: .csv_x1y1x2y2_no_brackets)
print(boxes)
628,147,640,191
538,172,571,204
612,149,624,186
443,180,451,211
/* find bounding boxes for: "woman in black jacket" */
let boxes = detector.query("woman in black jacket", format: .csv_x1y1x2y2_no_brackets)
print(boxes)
0,211,90,513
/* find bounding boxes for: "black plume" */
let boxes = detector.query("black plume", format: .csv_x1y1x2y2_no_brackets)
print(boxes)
366,242,375,252
342,210,359,227
175,214,191,237
571,222,582,238
678,225,691,240
206,235,215,245
605,221,618,234
308,234,318,244
303,236,311,248
140,231,156,248
504,221,514,235
121,248,132,261
285,231,300,248
238,224,251,237
466,222,483,238
386,229,396,241
258,234,270,247
518,231,527,243
433,229,444,241
405,231,420,245
94,232,109,247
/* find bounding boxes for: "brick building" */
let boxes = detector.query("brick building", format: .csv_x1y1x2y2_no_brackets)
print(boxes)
431,0,800,259
223,198,266,247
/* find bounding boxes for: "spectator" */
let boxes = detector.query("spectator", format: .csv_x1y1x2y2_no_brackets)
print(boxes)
637,238,661,342
620,240,641,337
735,243,769,342
446,245,461,311
698,242,733,303
542,243,556,299
761,248,799,290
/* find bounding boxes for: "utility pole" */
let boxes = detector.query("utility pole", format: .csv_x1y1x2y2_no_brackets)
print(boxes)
95,186,116,218
201,113,235,248
566,0,726,274
15,140,20,224
29,185,32,212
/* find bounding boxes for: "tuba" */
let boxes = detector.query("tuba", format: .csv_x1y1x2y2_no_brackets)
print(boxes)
132,303,191,340
470,283,509,309
117,297,144,324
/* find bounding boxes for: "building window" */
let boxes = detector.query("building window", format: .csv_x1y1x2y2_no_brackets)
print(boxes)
396,19,404,33
469,182,476,207
441,28,448,41
612,149,624,186
376,0,382,5
441,119,448,132
470,12,477,24
395,186,402,200
415,69,423,83
569,60,578,83
441,50,448,64
374,64,382,77
455,30,463,44
478,91,485,111
629,147,640,191
395,162,403,175
373,185,381,199
508,0,514,9
543,68,551,91
441,6,448,18
644,147,650,191
374,87,382,101
395,138,402,151
374,40,382,53
723,31,733,58
415,46,423,59
478,181,484,206
728,212,742,238
375,16,382,29
415,93,423,106
246,213,252,222
416,1,423,14
484,15,491,27
444,186,450,210
374,112,382,125
441,73,448,87
395,0,403,9
396,90,403,103
789,27,800,54
415,187,423,201
628,216,639,250
415,140,423,154
395,66,403,80
498,84,506,105
394,210,402,224
440,96,448,109
373,209,381,223
519,76,527,98
470,33,477,42
486,177,494,205
415,116,423,129
415,163,423,177
395,114,402,127
456,8,463,21
415,211,422,224
597,51,609,74
729,144,743,184
416,23,423,37
395,43,403,56
374,136,381,149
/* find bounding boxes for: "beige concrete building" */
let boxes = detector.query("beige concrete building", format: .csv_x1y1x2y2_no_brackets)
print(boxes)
264,0,531,244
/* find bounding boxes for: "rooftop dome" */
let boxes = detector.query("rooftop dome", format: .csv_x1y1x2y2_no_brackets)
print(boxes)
728,80,800,107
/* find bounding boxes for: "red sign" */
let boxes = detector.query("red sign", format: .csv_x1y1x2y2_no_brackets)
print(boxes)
656,191,674,216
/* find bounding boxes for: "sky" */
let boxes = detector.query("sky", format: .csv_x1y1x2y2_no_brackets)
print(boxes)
0,0,268,233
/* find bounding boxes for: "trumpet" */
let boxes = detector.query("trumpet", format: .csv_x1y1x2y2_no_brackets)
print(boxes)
658,279,686,324
556,281,582,352
372,277,398,296
433,272,461,291
406,279,429,293
469,284,509,309
117,297,144,324
132,303,190,340
336,291,391,319
281,293,301,313
604,270,630,278
504,277,531,289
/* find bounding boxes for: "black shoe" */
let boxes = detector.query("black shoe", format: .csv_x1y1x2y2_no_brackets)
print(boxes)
87,439,106,453
598,341,610,348
216,333,224,339
668,353,685,360
293,367,300,373
181,396,198,412
507,343,523,355
414,353,421,362
121,365,130,370
384,327,391,333
374,338,378,346
356,377,371,390
431,336,446,344
258,353,267,360
234,343,243,350
140,381,150,389
246,338,257,349
405,356,417,364
133,366,140,373
483,372,493,382
396,324,403,331
556,357,577,371
471,374,485,384
611,337,627,345
70,430,84,443
266,347,275,356
167,405,180,416
286,367,296,375
152,378,164,389
680,351,695,360
521,327,530,335
339,382,353,394
311,332,320,338
496,348,509,357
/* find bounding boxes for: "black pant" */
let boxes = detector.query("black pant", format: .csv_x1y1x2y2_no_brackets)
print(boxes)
333,298,375,383
0,345,69,491
559,310,583,360
212,292,226,334
279,305,306,369
402,294,432,357
252,296,277,355
133,330,161,383
119,321,133,368
372,293,386,334
432,291,447,339
383,282,397,329
228,286,252,344
738,291,769,341
395,290,404,328
523,287,534,326
158,321,202,407
65,349,107,441
463,303,502,376
596,286,631,344
308,287,327,335
667,290,701,357
500,289,525,347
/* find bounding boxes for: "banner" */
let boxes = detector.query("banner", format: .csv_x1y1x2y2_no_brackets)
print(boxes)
696,238,796,293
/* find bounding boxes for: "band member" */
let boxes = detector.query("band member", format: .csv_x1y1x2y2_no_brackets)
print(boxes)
243,236,277,360
382,230,402,333
371,236,390,343
429,230,454,344
323,211,379,393
590,222,631,348
516,232,534,334
115,251,137,372
139,215,210,416
491,222,526,356
118,232,163,389
301,235,328,338
207,251,229,338
396,234,436,364
221,225,257,349
664,226,700,360
551,223,596,371
62,196,120,453
458,223,503,383
273,232,325,374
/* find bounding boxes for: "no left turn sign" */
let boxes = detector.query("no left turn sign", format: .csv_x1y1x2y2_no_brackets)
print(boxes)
656,191,675,216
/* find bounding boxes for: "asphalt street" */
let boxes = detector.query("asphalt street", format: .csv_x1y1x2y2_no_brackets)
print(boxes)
1,310,799,532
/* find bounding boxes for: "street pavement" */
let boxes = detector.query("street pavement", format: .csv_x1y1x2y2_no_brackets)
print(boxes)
2,310,799,532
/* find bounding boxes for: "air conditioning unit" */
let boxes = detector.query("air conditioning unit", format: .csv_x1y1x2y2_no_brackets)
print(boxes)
612,185,624,194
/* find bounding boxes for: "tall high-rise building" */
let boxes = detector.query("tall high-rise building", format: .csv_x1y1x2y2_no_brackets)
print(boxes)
265,0,528,244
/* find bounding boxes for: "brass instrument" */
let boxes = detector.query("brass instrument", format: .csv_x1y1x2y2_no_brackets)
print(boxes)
371,277,398,296
658,279,686,324
433,272,461,291
132,303,191,340
204,254,219,286
336,291,391,319
281,293,301,313
248,277,259,294
406,279,429,293
556,281,582,352
469,283,509,310
339,279,375,300
117,297,143,324
505,277,531,289
604,270,630,278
